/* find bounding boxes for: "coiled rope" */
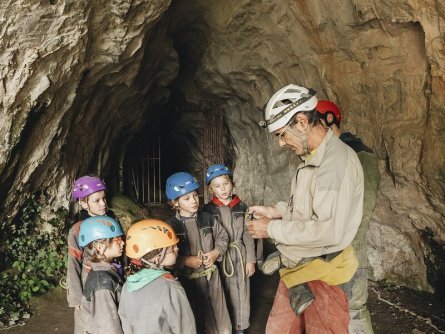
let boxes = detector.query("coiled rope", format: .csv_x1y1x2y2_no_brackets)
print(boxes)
222,241,245,281
59,275,67,290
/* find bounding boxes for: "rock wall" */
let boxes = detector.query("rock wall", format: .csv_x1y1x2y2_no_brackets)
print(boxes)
1,0,445,292
0,0,174,218
172,0,445,292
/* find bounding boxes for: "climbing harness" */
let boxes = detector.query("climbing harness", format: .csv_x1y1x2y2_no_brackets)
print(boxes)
187,265,217,281
186,250,217,281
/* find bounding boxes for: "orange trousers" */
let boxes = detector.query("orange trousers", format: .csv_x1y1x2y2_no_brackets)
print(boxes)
266,279,349,334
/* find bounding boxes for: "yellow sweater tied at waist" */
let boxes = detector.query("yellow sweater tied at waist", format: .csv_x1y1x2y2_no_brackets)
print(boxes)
279,245,358,288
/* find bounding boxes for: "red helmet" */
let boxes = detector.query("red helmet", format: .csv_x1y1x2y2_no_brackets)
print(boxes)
316,100,341,126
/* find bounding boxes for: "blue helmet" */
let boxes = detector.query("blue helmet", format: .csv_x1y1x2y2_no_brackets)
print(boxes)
166,172,200,201
206,164,232,185
78,216,124,247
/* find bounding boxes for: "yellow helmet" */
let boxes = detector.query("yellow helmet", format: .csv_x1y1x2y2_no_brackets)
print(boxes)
126,219,179,259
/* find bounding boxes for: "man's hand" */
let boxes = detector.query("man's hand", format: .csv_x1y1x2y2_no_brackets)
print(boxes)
202,250,220,268
248,205,282,220
248,205,270,219
246,217,271,239
185,256,203,269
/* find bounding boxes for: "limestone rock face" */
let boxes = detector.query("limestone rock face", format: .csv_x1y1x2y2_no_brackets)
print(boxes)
109,193,150,231
1,0,445,292
0,0,174,218
183,0,445,293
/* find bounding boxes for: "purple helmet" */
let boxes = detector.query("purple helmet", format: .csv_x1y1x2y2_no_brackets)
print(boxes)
72,176,107,200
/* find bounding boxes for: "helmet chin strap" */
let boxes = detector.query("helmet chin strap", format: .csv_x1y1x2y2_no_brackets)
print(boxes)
285,114,318,156
325,118,335,127
93,240,107,258
321,113,335,127
141,248,168,269
286,124,312,156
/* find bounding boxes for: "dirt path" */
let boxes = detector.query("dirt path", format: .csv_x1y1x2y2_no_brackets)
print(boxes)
2,287,73,334
2,272,275,334
3,276,445,334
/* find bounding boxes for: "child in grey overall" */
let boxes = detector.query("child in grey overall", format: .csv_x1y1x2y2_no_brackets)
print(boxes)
203,164,256,334
166,172,232,334
67,176,123,334
78,215,125,334
119,219,196,334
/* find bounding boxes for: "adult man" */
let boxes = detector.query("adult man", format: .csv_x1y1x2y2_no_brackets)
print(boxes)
317,100,380,334
247,84,364,333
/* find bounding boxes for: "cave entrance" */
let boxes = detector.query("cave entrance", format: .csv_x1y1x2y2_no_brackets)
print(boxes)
123,96,235,206
165,97,236,202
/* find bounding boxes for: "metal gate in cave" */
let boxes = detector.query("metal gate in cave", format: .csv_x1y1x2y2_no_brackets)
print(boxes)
130,132,162,205
201,104,234,202
129,100,234,205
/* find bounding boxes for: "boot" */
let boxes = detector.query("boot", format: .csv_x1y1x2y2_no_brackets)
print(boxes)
288,284,315,315
261,251,281,275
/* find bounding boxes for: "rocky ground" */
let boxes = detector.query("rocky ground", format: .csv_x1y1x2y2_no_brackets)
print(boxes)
367,281,445,334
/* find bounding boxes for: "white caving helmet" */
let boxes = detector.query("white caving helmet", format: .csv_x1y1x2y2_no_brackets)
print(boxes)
259,84,318,133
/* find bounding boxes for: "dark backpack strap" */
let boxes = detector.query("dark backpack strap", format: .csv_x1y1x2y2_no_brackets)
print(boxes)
166,216,185,234
197,211,214,229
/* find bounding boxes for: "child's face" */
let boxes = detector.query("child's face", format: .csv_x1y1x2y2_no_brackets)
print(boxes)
160,244,179,266
177,191,199,217
81,191,107,216
209,175,233,201
103,236,125,260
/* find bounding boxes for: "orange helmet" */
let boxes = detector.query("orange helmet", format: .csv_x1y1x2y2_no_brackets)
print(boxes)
316,100,342,126
126,219,179,259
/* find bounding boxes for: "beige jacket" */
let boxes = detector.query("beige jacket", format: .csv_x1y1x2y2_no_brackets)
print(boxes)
267,129,364,262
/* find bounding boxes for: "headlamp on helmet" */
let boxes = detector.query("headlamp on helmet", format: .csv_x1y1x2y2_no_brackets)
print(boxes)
260,84,318,133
